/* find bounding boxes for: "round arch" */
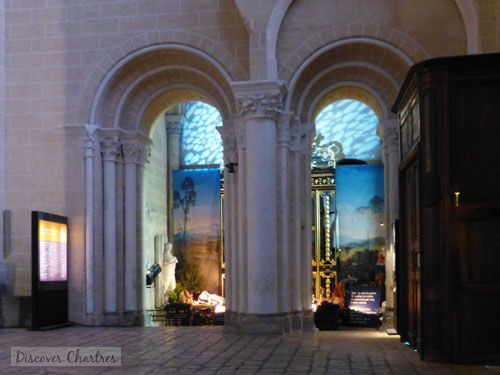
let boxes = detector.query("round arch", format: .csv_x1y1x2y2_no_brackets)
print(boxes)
296,62,399,120
285,37,413,112
310,85,388,122
138,87,218,136
82,43,237,129
276,0,472,83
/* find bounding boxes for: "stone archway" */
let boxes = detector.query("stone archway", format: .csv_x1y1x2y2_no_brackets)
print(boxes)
283,35,408,329
81,45,237,326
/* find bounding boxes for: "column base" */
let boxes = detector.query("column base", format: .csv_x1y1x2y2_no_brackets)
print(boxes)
225,310,314,334
383,307,397,334
302,309,315,332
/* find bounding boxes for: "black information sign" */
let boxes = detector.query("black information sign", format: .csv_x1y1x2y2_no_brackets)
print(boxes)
348,286,382,327
31,211,69,330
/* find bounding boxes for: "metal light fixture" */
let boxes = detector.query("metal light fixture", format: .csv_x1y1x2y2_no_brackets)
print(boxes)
146,264,161,286
225,162,238,173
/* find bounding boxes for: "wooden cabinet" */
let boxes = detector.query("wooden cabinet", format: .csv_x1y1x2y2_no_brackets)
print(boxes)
393,53,500,364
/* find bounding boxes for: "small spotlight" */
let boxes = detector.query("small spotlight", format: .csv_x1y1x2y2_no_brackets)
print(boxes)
146,264,162,286
225,162,238,173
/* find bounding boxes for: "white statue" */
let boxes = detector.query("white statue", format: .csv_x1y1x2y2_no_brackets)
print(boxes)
162,242,178,303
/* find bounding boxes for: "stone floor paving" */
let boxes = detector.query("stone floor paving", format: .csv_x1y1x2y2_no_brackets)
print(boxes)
0,325,499,375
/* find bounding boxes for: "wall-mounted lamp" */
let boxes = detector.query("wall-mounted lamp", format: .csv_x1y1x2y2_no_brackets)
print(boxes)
225,162,238,173
146,264,161,286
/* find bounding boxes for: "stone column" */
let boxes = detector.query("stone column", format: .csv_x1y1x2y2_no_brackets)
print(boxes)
122,140,139,313
378,119,400,314
83,125,98,315
165,115,183,241
100,136,121,313
277,113,292,316
136,143,149,324
300,124,314,317
290,122,303,314
235,116,248,315
232,80,286,332
217,124,238,315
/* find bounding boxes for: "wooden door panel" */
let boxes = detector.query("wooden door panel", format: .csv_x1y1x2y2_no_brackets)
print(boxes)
458,293,500,357
456,215,500,360
450,82,500,204
401,157,421,349
457,216,500,284
450,80,500,363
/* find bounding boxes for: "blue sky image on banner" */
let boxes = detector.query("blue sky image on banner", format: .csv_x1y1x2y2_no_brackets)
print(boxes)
336,164,385,283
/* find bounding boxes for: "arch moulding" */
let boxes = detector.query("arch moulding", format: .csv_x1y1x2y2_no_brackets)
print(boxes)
296,61,401,117
114,65,234,130
80,36,244,127
454,0,481,54
136,85,226,135
306,81,390,123
285,37,415,111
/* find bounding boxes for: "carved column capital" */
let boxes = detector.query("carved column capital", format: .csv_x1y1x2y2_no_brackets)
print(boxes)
378,118,400,155
136,143,150,166
100,136,121,162
232,80,287,121
277,112,296,148
217,124,237,163
237,93,283,120
83,125,99,158
121,140,141,164
165,114,184,135
233,115,246,150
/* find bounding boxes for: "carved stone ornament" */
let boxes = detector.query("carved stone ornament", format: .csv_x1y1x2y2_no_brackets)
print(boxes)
100,137,121,162
382,127,399,154
217,125,237,163
237,92,283,120
165,114,184,136
380,120,400,154
217,125,235,150
136,144,151,165
121,140,140,164
83,127,98,158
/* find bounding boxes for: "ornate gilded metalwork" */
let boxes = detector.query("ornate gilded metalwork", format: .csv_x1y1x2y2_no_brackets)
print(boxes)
311,160,338,301
219,171,225,297
311,175,335,189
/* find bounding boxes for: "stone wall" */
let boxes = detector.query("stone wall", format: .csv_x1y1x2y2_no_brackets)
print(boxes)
478,0,500,52
0,0,6,327
276,0,468,80
0,0,497,329
1,0,244,327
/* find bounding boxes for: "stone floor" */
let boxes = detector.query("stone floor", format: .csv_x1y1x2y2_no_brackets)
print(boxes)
0,325,499,374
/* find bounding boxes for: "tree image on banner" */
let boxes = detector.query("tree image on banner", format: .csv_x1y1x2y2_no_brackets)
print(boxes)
172,169,222,295
173,176,197,247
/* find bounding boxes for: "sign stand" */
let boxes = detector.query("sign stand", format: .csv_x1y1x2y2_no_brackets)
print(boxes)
31,211,70,330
